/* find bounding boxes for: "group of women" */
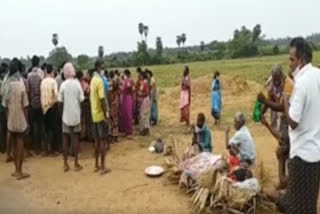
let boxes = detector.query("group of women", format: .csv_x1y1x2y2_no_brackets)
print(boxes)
80,67,159,142
179,66,222,126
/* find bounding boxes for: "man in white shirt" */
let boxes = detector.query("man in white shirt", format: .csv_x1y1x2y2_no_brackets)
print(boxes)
58,62,85,172
225,112,256,167
276,37,320,214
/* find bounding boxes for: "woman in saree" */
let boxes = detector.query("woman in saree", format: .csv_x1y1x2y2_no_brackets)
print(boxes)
134,67,143,125
180,66,191,126
108,71,120,143
119,69,134,137
148,70,158,125
138,72,151,136
211,71,222,125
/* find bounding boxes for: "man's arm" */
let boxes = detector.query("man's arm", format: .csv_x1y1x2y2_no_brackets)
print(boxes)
283,94,299,130
260,116,281,141
258,92,283,112
225,127,231,149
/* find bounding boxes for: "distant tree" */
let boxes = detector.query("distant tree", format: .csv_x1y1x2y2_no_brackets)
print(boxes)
143,25,149,43
98,46,104,59
176,35,182,47
273,45,280,55
200,41,205,51
52,33,59,48
77,54,90,70
156,37,163,56
252,24,262,42
47,46,72,67
134,41,150,66
138,23,144,41
181,33,187,46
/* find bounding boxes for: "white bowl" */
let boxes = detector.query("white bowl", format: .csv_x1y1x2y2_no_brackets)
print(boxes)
145,166,164,177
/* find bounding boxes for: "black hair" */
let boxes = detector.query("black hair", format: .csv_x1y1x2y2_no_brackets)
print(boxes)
290,37,313,64
95,59,104,70
9,59,19,76
148,70,153,77
109,70,115,79
1,63,8,70
197,113,206,123
124,69,131,77
46,64,53,74
88,68,95,77
76,71,83,80
41,63,47,71
61,72,65,81
141,71,148,79
233,168,253,182
105,70,109,79
183,66,189,77
115,70,120,76
137,67,142,73
31,55,40,68
214,71,220,79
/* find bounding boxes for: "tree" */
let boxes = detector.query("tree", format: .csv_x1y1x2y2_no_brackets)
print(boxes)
138,23,144,41
134,41,150,66
77,54,90,70
176,35,182,47
200,41,205,51
47,46,72,67
156,37,163,56
273,45,280,55
181,33,186,47
143,25,149,43
98,46,104,59
252,24,262,42
52,33,59,48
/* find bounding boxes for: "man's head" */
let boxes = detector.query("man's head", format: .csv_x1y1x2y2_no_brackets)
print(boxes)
9,59,19,76
63,62,75,79
124,69,131,77
184,66,189,77
31,55,40,68
95,59,104,72
289,37,312,72
271,64,284,88
197,113,206,129
46,64,53,75
234,112,245,130
0,63,8,79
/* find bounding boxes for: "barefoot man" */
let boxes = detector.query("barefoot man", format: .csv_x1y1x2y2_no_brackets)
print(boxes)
257,65,294,189
90,60,111,175
2,59,30,180
58,62,84,172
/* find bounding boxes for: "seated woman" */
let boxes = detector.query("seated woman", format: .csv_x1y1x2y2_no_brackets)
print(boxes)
225,112,256,167
193,113,213,153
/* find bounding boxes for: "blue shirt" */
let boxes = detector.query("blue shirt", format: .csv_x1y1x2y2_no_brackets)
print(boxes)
197,125,213,152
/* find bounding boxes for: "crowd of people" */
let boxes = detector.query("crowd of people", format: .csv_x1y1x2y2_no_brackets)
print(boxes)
0,57,159,178
1,36,320,213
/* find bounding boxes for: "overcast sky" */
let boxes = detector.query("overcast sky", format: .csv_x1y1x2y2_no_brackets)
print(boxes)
0,0,319,58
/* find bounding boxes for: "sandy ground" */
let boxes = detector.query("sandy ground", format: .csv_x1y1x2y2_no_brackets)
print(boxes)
0,75,289,214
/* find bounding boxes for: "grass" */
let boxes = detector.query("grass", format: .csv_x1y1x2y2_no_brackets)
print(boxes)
135,52,320,88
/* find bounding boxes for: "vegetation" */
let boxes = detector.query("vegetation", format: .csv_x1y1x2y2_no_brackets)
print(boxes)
1,24,320,71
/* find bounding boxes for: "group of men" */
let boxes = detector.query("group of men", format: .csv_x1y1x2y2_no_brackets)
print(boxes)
258,37,320,213
0,57,117,179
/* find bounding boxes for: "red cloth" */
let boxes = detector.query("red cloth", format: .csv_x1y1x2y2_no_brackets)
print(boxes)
229,155,240,181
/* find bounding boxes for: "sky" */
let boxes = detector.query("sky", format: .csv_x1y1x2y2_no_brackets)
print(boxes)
0,0,319,58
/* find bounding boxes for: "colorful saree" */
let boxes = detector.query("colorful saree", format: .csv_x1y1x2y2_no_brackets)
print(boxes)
108,79,120,137
139,80,151,135
119,77,134,135
180,76,191,124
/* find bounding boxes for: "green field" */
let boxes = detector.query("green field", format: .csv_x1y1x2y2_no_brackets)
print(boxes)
141,52,320,88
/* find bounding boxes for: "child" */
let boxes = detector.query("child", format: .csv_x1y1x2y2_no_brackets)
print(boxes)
193,113,213,153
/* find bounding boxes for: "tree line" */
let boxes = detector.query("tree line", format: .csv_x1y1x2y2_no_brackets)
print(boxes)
1,25,320,70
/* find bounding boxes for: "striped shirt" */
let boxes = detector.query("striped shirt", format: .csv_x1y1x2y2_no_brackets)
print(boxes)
27,68,43,109
41,76,58,114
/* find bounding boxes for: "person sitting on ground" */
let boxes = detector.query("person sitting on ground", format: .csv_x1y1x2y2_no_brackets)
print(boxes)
193,113,213,153
225,112,256,168
260,115,289,190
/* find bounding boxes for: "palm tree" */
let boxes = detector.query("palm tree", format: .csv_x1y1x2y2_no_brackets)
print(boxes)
52,33,59,48
176,35,182,47
181,33,186,47
138,23,144,41
98,46,104,59
143,25,149,43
